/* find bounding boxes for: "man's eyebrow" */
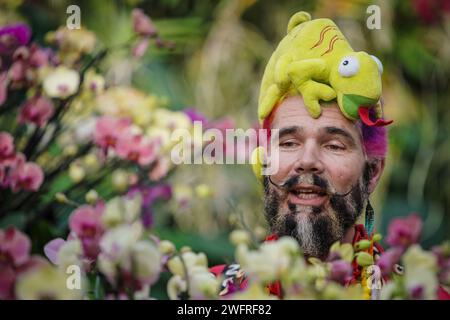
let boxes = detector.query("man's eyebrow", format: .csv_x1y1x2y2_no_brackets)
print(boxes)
323,126,356,145
278,126,303,138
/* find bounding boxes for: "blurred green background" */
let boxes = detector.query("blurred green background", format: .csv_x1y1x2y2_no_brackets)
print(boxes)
1,0,449,270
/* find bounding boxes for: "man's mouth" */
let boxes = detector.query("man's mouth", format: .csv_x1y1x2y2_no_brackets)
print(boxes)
341,93,378,120
288,184,328,207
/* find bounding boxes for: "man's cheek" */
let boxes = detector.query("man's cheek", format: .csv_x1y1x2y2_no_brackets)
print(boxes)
326,161,363,190
271,157,292,181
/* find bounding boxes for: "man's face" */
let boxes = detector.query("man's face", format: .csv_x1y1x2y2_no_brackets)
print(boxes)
264,96,373,259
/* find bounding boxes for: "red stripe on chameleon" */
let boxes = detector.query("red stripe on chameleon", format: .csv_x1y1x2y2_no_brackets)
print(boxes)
310,25,336,49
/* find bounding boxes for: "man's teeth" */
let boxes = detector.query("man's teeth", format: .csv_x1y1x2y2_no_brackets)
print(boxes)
292,190,324,198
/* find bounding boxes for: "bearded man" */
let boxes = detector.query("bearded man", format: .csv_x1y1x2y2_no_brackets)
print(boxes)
262,96,386,261
211,11,391,297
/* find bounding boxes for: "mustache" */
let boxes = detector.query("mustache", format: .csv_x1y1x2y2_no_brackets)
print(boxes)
267,174,356,198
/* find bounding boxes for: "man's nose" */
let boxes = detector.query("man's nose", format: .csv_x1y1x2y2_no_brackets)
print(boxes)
292,141,324,174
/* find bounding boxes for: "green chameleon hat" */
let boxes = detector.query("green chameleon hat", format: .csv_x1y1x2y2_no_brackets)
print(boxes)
258,11,393,127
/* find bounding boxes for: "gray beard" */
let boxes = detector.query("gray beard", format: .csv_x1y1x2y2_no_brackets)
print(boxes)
263,164,371,260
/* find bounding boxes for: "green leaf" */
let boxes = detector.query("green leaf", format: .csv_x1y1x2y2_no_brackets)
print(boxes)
397,36,438,81
94,275,105,300
0,212,27,230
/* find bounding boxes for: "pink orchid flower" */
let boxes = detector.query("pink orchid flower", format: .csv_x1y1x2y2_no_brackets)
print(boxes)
6,43,52,89
328,260,353,285
69,204,105,259
0,227,48,300
0,24,31,55
94,116,131,150
0,265,15,300
0,131,15,160
0,164,4,185
386,214,423,249
43,238,66,265
0,152,25,188
132,9,157,37
132,38,149,58
9,161,44,192
0,72,8,106
28,44,50,68
376,247,403,277
8,57,27,83
116,132,156,166
0,227,31,267
2,151,25,168
18,95,54,127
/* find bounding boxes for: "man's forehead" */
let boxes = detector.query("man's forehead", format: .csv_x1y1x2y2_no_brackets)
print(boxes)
270,96,361,138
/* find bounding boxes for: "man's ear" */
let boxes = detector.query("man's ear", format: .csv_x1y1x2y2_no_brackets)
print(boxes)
367,159,385,194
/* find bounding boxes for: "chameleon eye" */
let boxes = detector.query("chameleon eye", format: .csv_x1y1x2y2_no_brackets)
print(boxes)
370,55,383,74
338,56,359,77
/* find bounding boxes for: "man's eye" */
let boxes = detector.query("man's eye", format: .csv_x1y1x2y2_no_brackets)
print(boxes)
280,141,298,148
325,144,345,151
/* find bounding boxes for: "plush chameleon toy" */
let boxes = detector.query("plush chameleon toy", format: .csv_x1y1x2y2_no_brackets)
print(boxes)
258,11,392,127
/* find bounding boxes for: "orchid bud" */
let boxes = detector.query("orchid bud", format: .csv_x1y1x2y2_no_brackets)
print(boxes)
85,189,98,204
195,184,212,198
83,154,99,168
229,230,251,246
111,169,128,192
159,240,176,255
69,163,85,183
55,192,68,203
63,145,78,157
180,246,192,253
